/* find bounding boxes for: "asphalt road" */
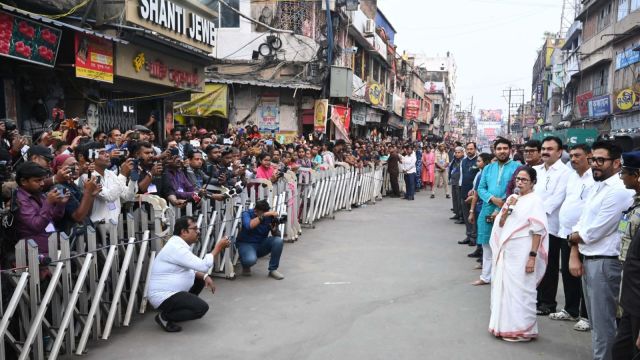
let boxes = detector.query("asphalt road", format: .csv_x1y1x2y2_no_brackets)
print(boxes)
69,190,592,360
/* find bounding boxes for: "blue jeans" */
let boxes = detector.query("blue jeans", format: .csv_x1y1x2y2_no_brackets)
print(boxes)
404,173,415,199
237,236,283,271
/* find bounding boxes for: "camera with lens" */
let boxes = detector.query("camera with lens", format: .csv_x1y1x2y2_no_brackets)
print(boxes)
277,166,288,179
274,214,288,224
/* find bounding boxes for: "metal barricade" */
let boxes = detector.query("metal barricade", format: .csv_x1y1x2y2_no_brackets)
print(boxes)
0,163,388,359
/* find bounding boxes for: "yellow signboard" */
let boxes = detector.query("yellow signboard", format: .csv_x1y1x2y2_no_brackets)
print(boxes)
174,84,228,118
314,99,328,133
368,82,384,106
616,88,636,111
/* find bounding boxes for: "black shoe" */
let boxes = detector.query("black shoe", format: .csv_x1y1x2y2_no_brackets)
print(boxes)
468,249,483,258
430,194,435,199
458,239,471,245
155,313,182,332
455,220,465,224
449,215,458,220
536,306,556,316
468,241,477,247
476,257,482,263
446,195,451,199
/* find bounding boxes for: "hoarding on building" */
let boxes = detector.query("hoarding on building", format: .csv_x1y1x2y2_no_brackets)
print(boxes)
614,88,639,113
588,95,611,118
0,11,61,67
405,98,420,120
479,109,503,122
258,96,279,132
314,99,328,132
75,33,113,83
576,91,593,117
616,47,640,70
424,81,445,94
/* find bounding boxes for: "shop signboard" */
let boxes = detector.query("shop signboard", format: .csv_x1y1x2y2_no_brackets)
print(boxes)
351,104,366,126
479,109,503,122
367,82,384,106
576,91,593,117
524,116,536,126
116,44,204,90
126,0,216,52
0,11,61,67
535,83,544,105
614,88,638,113
257,96,279,132
75,33,113,83
616,47,640,70
314,99,328,133
588,95,611,118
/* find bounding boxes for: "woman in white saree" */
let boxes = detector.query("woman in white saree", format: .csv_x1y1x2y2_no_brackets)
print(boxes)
488,167,549,342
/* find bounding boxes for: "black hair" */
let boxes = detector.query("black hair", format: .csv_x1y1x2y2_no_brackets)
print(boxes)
524,139,542,151
465,141,477,149
592,140,623,160
187,150,203,159
173,216,196,236
132,141,152,156
93,130,106,141
570,144,591,153
16,161,49,185
76,141,103,161
516,166,538,185
255,200,270,212
478,152,494,164
494,137,512,149
257,152,271,162
108,127,121,136
542,136,563,150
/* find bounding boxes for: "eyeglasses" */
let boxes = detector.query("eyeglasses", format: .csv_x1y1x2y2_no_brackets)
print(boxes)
523,149,538,154
588,157,613,166
515,177,531,183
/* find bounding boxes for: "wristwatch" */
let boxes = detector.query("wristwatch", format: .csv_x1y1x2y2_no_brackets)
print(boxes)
529,251,537,257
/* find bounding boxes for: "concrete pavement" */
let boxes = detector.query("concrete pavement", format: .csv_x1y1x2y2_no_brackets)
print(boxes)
69,190,592,360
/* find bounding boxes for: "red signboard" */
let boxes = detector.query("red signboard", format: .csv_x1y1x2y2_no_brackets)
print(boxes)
405,98,420,120
576,91,593,117
75,33,114,83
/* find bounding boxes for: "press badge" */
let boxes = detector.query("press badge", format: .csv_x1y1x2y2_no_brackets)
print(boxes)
618,214,630,234
107,202,117,211
147,184,158,193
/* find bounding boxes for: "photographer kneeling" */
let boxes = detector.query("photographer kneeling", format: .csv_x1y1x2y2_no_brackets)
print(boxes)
148,216,230,332
238,200,285,280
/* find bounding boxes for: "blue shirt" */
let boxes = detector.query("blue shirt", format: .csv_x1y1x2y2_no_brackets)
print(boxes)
238,209,274,244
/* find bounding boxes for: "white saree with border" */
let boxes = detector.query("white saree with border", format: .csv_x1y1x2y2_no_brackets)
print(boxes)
488,192,549,339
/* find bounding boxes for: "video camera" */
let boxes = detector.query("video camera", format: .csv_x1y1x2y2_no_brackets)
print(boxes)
274,213,288,225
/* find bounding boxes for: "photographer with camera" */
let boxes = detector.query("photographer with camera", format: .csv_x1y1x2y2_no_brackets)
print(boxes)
161,153,198,208
131,141,163,194
148,216,231,333
80,142,136,225
237,200,285,280
15,161,69,253
50,153,102,236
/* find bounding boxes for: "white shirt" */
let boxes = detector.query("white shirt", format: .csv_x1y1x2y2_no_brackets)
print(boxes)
401,152,416,174
558,168,595,238
533,159,570,237
147,235,214,308
83,169,136,224
573,174,635,256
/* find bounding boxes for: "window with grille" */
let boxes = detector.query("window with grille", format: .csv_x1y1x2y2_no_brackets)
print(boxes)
274,1,315,36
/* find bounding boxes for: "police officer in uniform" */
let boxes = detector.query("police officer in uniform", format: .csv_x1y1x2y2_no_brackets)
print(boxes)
613,151,640,359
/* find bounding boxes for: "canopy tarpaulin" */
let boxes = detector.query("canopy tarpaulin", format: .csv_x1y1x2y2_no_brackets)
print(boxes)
174,84,228,118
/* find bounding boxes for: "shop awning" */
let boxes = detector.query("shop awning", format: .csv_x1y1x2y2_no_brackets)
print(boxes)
207,78,322,91
0,4,128,44
174,84,228,118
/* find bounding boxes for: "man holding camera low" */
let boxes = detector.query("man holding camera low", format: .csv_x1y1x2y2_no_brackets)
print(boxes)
237,200,285,280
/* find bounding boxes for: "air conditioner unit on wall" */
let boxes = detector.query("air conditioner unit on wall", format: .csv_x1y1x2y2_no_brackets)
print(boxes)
364,19,375,36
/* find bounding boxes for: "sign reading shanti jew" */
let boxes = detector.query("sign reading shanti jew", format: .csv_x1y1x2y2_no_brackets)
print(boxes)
127,0,216,52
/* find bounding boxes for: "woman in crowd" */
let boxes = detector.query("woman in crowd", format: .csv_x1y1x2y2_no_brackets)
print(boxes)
488,167,548,342
421,144,435,198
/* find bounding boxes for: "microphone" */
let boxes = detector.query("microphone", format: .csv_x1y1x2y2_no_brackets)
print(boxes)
507,188,520,215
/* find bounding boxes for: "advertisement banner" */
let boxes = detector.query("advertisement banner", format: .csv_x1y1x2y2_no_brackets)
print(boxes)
0,11,61,67
524,116,536,126
405,98,420,120
424,81,445,93
479,109,503,122
535,83,544,105
588,95,611,118
314,99,328,133
75,33,114,83
576,91,593,117
367,82,384,106
331,105,351,141
615,88,638,113
351,104,366,126
174,84,228,118
258,96,279,132
616,47,640,70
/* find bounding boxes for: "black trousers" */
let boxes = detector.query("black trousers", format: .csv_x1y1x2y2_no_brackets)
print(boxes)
158,277,209,322
389,171,400,196
537,234,562,311
459,190,476,241
612,311,640,360
451,185,461,218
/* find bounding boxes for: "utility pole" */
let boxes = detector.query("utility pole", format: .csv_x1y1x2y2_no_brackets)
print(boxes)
502,87,525,136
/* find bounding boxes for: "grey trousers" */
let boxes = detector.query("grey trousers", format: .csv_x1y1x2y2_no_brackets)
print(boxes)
459,192,476,241
451,184,461,218
582,258,622,360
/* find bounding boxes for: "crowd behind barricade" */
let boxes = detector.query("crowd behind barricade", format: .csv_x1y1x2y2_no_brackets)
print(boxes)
441,136,640,360
0,116,431,349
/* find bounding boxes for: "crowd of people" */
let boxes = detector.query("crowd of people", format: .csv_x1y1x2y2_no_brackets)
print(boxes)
430,136,640,360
